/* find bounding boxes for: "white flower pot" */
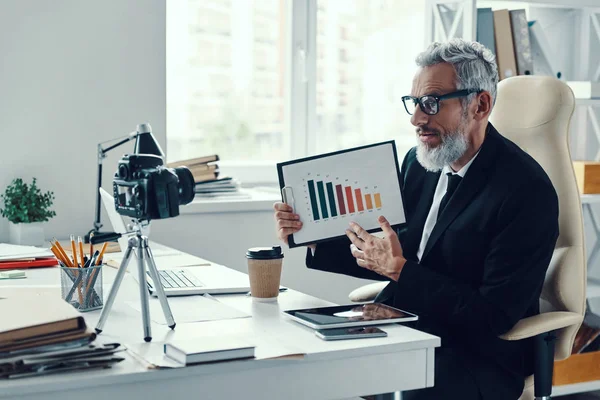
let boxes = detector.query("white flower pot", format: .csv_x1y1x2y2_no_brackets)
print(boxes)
9,222,46,246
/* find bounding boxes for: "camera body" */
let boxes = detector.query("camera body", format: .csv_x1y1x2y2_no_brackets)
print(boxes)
113,154,194,221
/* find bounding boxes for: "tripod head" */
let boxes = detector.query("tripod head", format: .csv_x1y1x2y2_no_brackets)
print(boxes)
89,219,151,245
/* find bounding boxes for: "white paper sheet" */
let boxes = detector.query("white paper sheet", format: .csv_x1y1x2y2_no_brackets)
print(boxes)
0,243,54,261
126,294,250,325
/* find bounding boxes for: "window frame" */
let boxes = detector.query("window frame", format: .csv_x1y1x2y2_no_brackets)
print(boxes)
210,0,316,186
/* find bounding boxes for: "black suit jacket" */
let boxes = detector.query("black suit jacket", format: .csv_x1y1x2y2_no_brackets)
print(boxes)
306,123,559,399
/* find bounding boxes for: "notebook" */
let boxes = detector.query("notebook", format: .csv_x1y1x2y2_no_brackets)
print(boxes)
0,292,87,350
164,337,255,365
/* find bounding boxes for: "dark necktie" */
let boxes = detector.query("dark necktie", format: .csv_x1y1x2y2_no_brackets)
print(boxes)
437,173,462,221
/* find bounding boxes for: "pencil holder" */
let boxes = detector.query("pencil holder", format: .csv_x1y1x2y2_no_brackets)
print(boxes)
60,265,103,312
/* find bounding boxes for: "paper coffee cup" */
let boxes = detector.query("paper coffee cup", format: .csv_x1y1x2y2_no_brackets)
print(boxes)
246,246,283,302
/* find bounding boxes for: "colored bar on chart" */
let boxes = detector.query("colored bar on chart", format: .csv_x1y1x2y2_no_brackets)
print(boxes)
335,184,346,215
355,189,364,211
365,194,373,210
307,180,320,221
374,193,382,208
326,182,338,217
345,186,355,213
317,181,329,219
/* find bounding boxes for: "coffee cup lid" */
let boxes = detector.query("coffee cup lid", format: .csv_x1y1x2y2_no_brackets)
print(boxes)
246,246,283,260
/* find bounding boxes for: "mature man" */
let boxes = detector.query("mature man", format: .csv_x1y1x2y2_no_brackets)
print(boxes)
273,39,559,400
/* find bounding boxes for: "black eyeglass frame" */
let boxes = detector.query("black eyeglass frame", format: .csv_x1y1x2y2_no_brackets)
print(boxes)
401,88,482,116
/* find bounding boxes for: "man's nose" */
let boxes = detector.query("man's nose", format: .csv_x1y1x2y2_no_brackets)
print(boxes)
410,104,429,127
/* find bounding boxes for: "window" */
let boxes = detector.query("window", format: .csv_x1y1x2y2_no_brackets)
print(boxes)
315,0,425,156
167,0,288,164
167,0,425,183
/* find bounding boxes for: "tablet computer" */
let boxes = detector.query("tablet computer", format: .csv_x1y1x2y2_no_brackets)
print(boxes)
283,303,418,330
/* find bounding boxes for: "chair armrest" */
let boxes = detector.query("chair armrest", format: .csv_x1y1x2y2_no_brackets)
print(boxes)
348,281,388,302
499,312,583,341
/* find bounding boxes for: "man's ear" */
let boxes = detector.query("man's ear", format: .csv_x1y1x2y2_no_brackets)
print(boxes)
473,91,493,120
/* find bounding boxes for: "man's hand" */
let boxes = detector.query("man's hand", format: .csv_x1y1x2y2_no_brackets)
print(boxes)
273,202,303,245
346,216,406,281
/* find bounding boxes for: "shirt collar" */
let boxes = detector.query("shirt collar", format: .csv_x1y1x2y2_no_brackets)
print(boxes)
442,150,480,178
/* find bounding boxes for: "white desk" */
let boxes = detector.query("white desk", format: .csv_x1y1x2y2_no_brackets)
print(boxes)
0,248,439,400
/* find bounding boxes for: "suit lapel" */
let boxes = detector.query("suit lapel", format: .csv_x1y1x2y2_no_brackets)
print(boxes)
420,124,501,261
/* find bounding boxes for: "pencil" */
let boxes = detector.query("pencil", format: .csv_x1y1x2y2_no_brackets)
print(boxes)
78,236,85,267
89,239,94,262
96,242,109,265
70,235,78,267
52,239,74,268
50,245,67,266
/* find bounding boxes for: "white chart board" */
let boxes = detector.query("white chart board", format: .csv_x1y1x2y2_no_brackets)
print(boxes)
277,141,406,248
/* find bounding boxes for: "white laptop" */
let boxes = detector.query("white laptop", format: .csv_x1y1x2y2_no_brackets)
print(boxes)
99,188,251,296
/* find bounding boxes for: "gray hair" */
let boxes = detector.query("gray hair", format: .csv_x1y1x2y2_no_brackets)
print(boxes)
415,39,498,108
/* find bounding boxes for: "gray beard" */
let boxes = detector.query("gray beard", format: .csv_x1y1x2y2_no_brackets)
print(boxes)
415,128,469,172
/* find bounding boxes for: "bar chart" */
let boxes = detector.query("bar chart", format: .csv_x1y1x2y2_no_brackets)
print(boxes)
306,178,382,221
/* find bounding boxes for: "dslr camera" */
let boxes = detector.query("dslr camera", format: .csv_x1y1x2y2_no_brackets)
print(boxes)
113,154,195,221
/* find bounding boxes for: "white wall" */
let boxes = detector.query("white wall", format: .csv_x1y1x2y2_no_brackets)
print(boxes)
0,0,166,241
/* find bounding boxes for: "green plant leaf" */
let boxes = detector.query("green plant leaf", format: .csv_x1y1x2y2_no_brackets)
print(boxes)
0,177,56,223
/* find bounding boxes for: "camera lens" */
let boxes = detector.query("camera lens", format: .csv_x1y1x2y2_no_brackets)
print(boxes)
118,164,129,179
174,167,195,205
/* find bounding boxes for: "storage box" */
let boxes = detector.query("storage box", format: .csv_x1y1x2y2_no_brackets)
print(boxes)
573,161,600,194
553,351,600,385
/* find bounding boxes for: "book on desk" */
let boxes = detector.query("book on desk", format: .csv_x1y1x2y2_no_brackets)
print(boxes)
0,243,58,269
0,290,123,379
164,337,255,365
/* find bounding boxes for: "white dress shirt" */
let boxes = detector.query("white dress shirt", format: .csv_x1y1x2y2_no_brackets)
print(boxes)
416,153,479,262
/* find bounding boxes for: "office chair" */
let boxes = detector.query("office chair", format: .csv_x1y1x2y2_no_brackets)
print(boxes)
349,76,586,400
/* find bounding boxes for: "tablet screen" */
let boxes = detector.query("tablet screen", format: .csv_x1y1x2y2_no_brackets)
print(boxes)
284,303,417,329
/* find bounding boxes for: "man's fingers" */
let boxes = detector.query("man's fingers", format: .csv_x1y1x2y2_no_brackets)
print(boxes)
350,244,375,267
277,220,303,230
278,227,299,241
346,229,364,250
355,257,375,270
350,243,365,259
274,211,299,221
350,222,369,241
378,215,394,234
273,202,293,212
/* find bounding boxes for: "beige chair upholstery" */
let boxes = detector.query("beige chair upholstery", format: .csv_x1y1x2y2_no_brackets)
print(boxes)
491,76,586,399
348,76,586,399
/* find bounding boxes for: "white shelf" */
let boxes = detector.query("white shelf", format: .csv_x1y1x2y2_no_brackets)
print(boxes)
484,0,600,8
180,188,279,214
577,99,600,106
554,380,600,396
581,194,600,204
587,278,600,298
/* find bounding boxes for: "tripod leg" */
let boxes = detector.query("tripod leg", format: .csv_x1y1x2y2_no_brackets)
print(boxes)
95,244,134,334
143,242,176,329
137,239,152,342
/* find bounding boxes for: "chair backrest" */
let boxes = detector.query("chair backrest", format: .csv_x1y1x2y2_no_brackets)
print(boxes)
489,76,586,360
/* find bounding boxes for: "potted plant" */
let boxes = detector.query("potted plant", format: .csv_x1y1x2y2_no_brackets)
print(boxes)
0,178,56,246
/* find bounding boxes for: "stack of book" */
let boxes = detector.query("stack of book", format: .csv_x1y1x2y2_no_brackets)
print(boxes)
475,8,553,80
0,290,123,379
194,177,243,198
167,154,248,198
166,154,220,183
0,243,58,270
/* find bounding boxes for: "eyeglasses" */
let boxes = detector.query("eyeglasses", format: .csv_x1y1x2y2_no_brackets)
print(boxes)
401,88,482,116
